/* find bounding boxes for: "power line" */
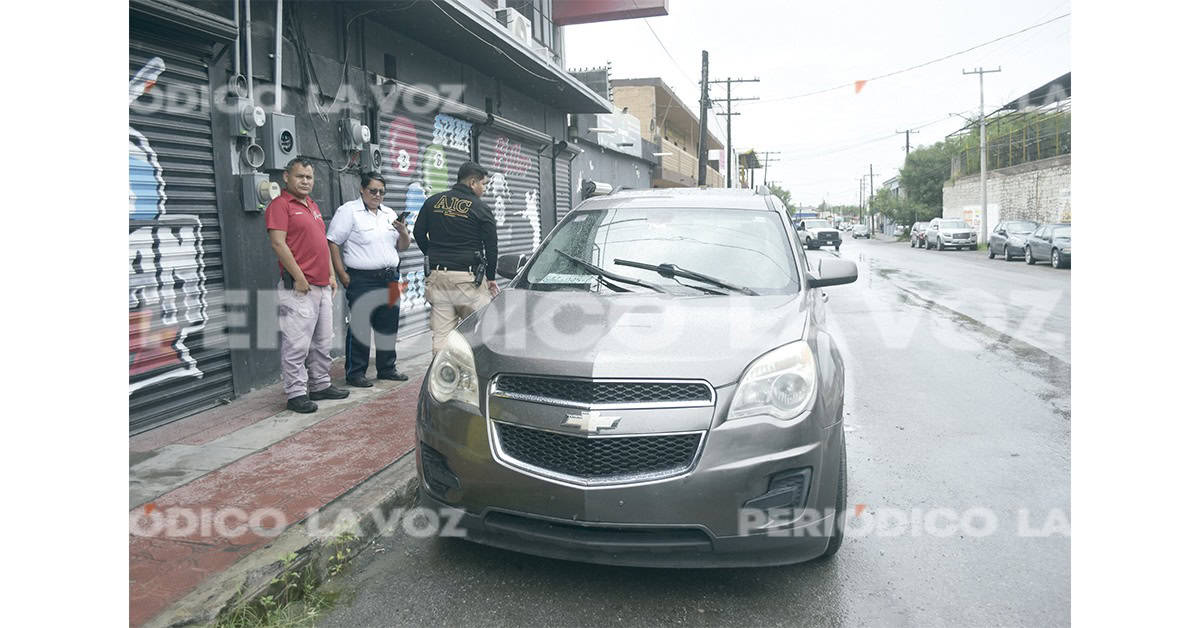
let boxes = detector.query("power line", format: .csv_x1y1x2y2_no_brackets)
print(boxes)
751,13,1070,104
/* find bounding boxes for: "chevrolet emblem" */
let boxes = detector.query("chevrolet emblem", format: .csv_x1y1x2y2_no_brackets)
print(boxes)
562,411,622,433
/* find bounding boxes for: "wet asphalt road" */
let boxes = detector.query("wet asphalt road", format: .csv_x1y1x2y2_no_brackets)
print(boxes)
320,236,1071,627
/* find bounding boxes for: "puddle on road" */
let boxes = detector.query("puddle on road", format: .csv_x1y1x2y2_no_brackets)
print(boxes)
861,259,1071,421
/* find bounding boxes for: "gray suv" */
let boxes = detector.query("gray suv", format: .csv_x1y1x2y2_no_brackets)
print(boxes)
417,187,857,567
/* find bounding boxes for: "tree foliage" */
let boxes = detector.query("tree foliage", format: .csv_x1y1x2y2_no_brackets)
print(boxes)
767,182,797,214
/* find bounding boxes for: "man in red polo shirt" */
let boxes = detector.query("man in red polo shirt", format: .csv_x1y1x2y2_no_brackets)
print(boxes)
265,158,349,413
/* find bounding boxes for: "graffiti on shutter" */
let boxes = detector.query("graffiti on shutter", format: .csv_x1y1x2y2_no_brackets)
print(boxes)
378,110,473,335
480,130,541,259
129,56,209,393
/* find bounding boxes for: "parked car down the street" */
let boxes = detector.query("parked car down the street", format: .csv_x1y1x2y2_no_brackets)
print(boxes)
1024,223,1071,268
988,220,1039,261
893,225,906,237
909,221,930,248
925,218,977,251
852,224,869,239
416,187,857,567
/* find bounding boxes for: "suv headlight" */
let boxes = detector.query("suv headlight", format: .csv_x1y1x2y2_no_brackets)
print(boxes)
429,330,480,413
728,341,817,420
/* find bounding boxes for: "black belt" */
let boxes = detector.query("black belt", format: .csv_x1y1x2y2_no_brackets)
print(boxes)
430,263,480,273
347,267,397,279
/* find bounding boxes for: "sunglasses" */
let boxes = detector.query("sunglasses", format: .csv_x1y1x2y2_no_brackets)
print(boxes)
365,188,386,196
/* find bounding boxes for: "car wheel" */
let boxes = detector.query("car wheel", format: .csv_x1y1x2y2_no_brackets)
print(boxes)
937,238,944,251
1004,245,1014,261
819,430,847,560
988,244,995,259
835,244,841,252
1051,249,1062,269
1025,246,1036,264
911,239,916,248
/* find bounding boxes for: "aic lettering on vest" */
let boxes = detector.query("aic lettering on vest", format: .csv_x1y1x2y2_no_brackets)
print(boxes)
433,195,473,218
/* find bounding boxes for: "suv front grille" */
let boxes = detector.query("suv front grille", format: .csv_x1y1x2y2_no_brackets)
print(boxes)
495,423,702,483
493,375,711,407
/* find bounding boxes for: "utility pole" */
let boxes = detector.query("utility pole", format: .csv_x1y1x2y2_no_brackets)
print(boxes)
759,151,780,188
698,50,710,186
895,128,920,156
713,77,759,187
859,176,865,225
868,164,875,234
963,66,1001,240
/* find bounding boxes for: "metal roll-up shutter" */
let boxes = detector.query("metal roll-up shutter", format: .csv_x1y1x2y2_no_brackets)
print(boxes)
554,155,573,223
129,32,234,433
479,129,543,265
378,109,474,338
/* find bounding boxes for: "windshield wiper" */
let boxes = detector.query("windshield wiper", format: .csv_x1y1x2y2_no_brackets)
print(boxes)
613,258,758,295
553,250,666,293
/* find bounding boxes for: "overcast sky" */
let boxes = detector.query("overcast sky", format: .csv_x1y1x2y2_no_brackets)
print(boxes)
564,0,1071,209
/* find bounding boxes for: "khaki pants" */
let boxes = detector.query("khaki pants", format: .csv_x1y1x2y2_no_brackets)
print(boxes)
425,270,492,354
278,281,333,399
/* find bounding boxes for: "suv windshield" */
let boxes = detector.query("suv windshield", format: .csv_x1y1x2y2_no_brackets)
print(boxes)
519,208,800,295
1010,221,1037,232
939,220,967,228
802,219,832,229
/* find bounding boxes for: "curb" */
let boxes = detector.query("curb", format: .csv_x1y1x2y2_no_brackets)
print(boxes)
145,451,421,627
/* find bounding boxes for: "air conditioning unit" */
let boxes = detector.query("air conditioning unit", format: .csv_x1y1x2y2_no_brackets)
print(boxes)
496,8,532,47
532,44,555,64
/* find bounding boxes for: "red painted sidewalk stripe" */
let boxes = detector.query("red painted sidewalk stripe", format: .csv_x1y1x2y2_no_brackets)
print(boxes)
129,376,421,627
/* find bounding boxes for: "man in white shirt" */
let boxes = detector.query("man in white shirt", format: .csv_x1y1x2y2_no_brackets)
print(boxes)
327,172,412,387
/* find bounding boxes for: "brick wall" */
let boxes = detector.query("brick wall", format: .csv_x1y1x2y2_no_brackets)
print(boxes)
942,154,1071,232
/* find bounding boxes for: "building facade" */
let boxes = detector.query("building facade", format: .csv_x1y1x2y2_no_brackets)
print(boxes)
128,0,648,432
611,77,724,188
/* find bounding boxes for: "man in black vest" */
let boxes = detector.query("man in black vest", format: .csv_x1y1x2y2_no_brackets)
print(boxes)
413,161,499,354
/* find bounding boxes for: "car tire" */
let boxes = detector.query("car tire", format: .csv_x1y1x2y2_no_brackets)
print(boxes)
988,244,996,259
937,238,944,251
1004,245,1014,261
911,239,916,248
1025,246,1036,265
1051,249,1063,269
819,431,847,560
835,244,841,252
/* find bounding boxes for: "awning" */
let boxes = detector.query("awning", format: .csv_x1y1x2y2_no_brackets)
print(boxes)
367,0,612,114
1001,72,1071,111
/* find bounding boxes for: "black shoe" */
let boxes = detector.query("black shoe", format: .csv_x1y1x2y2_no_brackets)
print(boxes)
346,376,374,388
287,395,318,413
311,384,351,399
376,370,409,382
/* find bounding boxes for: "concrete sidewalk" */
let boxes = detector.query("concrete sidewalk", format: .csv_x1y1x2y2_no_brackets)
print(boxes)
129,333,433,627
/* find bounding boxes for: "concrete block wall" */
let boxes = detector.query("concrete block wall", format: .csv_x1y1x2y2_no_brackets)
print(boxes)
942,154,1071,232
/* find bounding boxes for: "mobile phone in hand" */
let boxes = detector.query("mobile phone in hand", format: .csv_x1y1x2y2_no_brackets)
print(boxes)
394,211,410,224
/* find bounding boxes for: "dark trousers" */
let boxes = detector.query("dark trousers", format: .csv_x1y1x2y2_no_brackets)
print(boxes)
344,269,401,379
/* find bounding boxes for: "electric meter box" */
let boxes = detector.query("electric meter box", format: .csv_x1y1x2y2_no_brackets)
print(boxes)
365,143,384,172
241,173,279,212
261,112,298,171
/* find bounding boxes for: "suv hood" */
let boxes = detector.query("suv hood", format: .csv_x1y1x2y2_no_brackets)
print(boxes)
462,289,810,387
941,229,975,237
807,227,839,235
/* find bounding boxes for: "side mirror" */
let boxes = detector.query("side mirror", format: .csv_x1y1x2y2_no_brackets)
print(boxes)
496,253,528,279
807,258,858,288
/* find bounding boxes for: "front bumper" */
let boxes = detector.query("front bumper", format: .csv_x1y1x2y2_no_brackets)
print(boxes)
416,384,844,567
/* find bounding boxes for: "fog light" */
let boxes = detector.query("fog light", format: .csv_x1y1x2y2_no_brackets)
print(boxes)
743,467,812,513
420,443,460,499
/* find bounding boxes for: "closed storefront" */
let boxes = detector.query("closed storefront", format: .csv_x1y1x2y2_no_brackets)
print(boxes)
129,18,234,433
554,151,575,222
378,104,475,339
478,128,545,261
